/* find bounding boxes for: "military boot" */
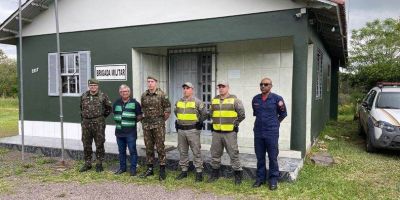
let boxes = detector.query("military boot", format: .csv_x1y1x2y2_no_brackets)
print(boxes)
207,168,219,183
159,165,166,181
95,163,104,172
175,171,188,180
140,165,154,178
79,164,92,172
195,172,203,182
234,170,243,185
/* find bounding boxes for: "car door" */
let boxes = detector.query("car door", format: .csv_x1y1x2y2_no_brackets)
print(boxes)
361,90,377,132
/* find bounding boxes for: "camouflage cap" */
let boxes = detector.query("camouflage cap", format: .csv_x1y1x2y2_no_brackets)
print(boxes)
182,82,194,88
147,76,158,82
217,80,229,86
88,78,99,85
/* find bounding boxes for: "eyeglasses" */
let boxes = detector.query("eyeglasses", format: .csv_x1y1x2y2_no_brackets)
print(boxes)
217,85,226,88
259,83,271,87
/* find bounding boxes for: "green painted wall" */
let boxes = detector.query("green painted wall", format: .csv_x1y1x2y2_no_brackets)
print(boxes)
307,25,333,143
17,9,314,153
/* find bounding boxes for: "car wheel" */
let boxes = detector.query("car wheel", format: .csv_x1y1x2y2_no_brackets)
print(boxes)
366,130,377,153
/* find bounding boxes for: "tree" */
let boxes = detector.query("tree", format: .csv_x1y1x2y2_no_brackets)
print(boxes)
348,18,400,91
0,49,18,97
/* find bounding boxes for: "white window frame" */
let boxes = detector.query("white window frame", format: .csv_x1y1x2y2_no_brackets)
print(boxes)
316,49,323,100
60,53,80,96
48,51,91,97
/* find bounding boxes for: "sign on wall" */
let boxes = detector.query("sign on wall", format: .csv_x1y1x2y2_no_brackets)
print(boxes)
94,64,127,81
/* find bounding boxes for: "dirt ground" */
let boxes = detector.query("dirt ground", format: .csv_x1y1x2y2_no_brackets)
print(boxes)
0,149,235,200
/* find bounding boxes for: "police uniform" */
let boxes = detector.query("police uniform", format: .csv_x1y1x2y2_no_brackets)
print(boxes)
80,79,112,171
174,82,207,181
140,81,171,178
252,92,287,188
209,92,245,184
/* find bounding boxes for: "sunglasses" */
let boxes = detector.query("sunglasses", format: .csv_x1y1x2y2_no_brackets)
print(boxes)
260,83,271,87
217,85,226,88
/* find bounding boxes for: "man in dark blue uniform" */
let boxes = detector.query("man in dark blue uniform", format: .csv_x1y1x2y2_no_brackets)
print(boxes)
252,77,287,190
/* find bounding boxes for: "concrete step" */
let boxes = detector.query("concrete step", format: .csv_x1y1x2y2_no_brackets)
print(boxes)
0,135,303,181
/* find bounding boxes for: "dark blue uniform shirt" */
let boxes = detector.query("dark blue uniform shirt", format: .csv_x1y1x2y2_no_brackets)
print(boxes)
252,93,287,137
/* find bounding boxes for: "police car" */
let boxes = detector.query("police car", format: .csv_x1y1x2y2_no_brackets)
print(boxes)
358,82,400,152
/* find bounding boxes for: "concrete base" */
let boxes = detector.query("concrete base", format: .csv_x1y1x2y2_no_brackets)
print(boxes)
0,135,303,181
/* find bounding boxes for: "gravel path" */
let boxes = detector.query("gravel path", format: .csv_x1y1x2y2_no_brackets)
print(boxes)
0,180,234,200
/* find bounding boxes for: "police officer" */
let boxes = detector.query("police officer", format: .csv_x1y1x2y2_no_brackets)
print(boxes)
140,76,171,180
208,80,245,185
252,77,287,190
79,78,112,172
113,84,143,176
174,82,207,182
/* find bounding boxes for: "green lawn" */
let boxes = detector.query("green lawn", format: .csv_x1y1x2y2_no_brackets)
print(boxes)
0,108,399,199
0,98,18,138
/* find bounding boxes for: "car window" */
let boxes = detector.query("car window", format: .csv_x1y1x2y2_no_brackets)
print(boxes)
362,90,372,102
375,92,400,109
366,90,377,107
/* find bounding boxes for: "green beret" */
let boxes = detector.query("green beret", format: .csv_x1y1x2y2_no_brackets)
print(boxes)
88,78,99,85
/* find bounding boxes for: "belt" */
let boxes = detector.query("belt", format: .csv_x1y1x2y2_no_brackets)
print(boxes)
213,130,234,133
178,124,196,130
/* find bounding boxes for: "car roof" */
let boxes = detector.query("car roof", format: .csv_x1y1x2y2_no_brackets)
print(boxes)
372,87,400,93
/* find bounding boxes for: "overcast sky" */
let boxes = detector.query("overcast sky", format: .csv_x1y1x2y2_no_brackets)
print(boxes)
0,0,399,59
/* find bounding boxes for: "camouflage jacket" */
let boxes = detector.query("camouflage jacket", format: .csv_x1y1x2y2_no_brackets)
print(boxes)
141,88,171,129
80,90,112,120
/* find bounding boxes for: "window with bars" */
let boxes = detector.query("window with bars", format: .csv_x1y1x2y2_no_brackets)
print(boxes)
48,51,91,96
316,49,323,100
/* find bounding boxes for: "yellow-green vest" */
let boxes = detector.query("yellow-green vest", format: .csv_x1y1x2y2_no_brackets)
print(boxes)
176,100,198,125
211,97,237,131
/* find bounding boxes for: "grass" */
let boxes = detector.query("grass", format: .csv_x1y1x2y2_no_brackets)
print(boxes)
0,97,18,138
0,107,399,199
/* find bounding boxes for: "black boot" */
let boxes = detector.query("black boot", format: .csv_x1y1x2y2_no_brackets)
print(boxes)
140,164,154,178
95,163,104,172
159,165,166,181
175,171,188,180
195,172,203,182
234,170,243,185
79,164,92,172
207,168,219,183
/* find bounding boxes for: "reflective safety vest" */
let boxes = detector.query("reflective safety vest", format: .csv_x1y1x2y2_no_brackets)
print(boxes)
211,97,238,131
176,100,198,125
113,102,136,130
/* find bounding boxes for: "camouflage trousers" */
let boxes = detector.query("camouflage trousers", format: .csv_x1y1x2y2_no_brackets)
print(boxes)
143,125,166,166
81,117,106,166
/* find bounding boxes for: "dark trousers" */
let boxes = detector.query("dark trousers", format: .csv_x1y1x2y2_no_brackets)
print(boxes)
254,135,279,185
116,135,138,172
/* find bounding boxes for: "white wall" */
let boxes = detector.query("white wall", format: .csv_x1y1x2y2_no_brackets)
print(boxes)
216,37,293,150
306,44,314,151
21,0,304,37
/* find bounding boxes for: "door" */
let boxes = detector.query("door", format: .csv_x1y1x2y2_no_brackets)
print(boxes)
168,53,213,133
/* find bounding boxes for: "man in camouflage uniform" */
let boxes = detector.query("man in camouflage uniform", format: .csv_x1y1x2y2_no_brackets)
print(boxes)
140,76,171,180
208,80,245,185
79,78,112,172
174,82,207,182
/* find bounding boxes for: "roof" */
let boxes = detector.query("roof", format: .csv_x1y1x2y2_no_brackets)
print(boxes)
0,0,53,44
0,0,347,64
305,0,348,65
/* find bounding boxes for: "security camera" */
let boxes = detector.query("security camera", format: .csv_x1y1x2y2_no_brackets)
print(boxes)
294,8,307,19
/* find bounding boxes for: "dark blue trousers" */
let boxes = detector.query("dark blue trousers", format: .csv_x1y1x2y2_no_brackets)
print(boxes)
116,135,137,172
254,135,279,185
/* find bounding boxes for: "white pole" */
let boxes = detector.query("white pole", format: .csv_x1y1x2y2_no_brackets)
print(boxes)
18,0,25,161
54,0,65,162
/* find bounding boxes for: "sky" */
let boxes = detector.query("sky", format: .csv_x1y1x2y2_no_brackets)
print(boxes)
0,0,400,59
